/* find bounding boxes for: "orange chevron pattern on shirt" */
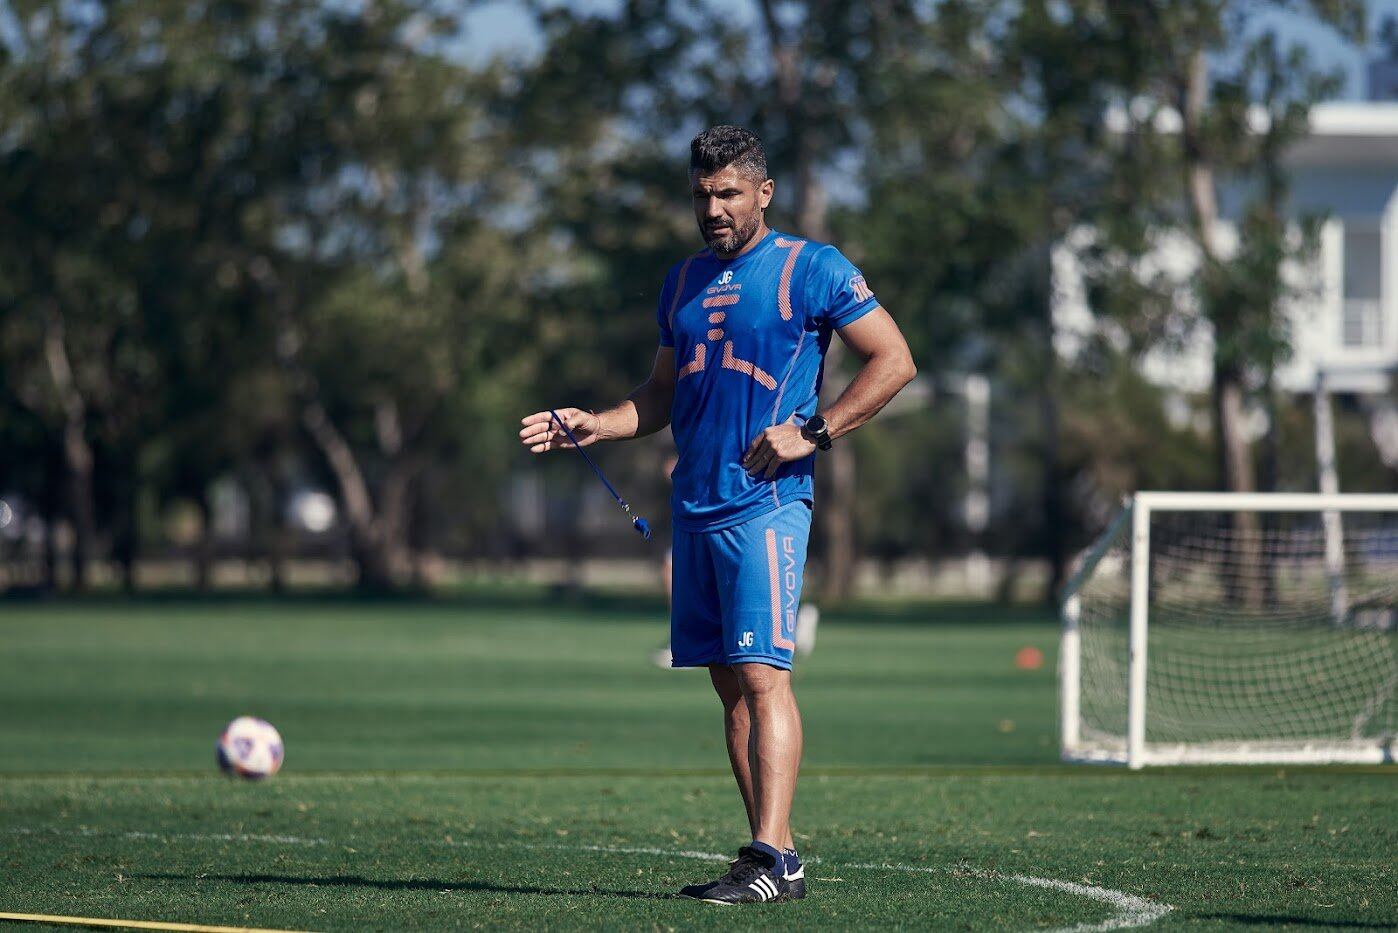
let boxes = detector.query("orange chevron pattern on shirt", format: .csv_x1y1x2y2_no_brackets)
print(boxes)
721,340,776,390
677,342,706,380
654,229,878,530
774,237,806,321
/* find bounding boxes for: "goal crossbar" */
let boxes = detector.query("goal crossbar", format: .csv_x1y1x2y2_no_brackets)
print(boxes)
1133,491,1398,512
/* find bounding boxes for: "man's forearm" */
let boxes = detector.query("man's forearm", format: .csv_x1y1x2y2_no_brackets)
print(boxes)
595,379,673,442
821,350,916,440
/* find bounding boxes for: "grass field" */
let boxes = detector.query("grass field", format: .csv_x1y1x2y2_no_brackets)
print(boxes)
0,597,1394,931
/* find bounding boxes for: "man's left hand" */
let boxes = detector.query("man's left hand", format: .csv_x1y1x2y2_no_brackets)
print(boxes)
742,424,817,478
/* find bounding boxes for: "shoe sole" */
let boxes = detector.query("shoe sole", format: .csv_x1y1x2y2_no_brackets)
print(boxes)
683,879,805,903
695,894,793,905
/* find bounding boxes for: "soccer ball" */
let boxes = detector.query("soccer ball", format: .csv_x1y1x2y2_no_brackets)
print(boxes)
216,716,284,779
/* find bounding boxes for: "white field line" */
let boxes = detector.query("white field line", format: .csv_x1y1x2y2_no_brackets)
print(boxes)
3,827,1172,931
999,873,1173,933
839,861,1172,933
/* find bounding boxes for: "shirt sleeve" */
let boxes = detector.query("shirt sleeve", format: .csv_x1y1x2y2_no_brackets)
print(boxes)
655,268,676,348
806,245,879,330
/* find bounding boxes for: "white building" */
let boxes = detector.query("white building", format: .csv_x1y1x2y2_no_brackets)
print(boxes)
1284,103,1398,395
1053,100,1398,466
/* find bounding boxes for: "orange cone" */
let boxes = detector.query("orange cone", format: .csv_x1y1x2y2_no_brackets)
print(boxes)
1015,645,1044,670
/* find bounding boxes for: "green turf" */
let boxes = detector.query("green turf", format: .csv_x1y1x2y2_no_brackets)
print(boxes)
0,599,1394,931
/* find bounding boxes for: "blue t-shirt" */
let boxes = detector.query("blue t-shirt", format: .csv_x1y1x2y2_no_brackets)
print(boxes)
656,229,880,532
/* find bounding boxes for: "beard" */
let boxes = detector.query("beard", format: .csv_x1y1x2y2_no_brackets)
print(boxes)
702,211,762,257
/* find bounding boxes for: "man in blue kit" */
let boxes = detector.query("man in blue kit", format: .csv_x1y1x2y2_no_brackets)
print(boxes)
519,126,916,904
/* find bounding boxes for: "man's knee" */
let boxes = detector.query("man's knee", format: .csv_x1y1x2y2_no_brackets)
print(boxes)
732,662,791,701
708,664,744,709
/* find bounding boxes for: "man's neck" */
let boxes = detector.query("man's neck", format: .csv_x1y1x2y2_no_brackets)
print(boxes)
713,221,770,261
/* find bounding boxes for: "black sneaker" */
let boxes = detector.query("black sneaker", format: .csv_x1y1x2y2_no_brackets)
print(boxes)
677,854,740,900
783,862,807,900
695,846,789,904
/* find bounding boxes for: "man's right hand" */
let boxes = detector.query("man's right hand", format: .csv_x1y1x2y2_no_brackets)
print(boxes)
519,407,603,454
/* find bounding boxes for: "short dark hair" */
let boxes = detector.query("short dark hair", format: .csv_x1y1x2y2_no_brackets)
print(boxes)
690,125,767,182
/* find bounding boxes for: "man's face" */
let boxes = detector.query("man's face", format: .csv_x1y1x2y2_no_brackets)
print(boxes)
691,165,774,257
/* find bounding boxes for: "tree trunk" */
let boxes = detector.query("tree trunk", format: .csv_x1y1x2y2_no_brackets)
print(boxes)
1182,48,1255,499
1181,47,1262,605
42,511,58,594
373,455,418,588
1213,362,1264,606
43,311,97,590
61,420,97,590
301,399,414,590
195,491,214,591
113,474,138,595
1212,366,1256,495
1033,237,1066,606
250,457,289,593
1038,320,1066,606
1258,374,1280,607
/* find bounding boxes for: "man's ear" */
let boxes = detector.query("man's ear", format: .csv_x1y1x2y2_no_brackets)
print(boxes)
758,178,775,210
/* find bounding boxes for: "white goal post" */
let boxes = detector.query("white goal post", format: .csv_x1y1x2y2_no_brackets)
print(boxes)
1061,492,1398,768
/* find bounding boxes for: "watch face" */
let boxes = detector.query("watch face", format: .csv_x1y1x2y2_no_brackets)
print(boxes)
807,416,826,434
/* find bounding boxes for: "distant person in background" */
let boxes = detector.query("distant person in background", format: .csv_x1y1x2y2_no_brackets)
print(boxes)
520,125,915,905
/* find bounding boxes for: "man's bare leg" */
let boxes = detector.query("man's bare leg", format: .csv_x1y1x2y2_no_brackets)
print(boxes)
733,662,802,853
708,664,756,835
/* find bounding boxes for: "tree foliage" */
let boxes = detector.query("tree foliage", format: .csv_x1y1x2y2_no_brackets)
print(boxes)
0,0,1381,595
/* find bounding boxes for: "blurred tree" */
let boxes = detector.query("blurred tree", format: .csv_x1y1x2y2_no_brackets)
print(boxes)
1089,2,1362,604
0,0,549,590
850,0,1144,600
1111,2,1362,495
249,5,542,589
0,0,1376,597
0,1,174,589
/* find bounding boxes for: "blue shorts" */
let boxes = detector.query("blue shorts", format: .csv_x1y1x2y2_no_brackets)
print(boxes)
670,500,812,670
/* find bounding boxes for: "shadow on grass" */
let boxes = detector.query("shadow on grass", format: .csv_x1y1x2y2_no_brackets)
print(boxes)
1195,915,1395,929
137,872,675,902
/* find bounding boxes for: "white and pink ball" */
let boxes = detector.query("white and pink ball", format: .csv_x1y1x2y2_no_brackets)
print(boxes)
217,716,284,779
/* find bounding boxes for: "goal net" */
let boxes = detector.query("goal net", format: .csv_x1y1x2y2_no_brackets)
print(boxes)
1061,493,1398,767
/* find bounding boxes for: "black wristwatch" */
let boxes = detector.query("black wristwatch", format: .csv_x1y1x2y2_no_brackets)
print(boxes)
801,415,833,451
